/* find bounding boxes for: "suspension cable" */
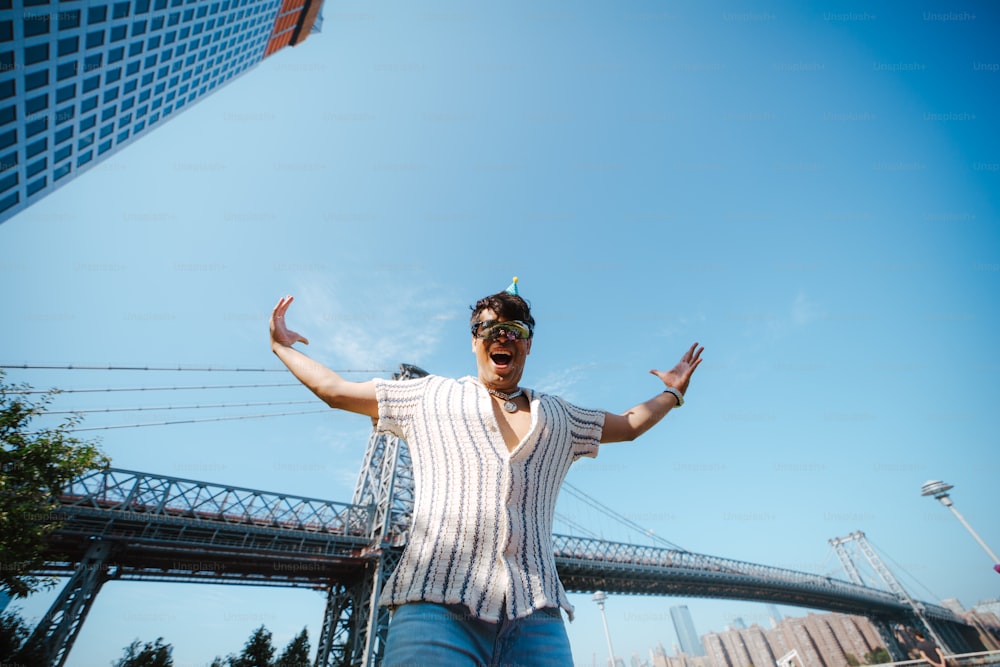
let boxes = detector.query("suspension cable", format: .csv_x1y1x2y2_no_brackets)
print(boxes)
44,400,318,415
563,481,688,551
43,409,331,433
1,364,388,373
867,535,946,603
554,512,603,540
8,382,304,395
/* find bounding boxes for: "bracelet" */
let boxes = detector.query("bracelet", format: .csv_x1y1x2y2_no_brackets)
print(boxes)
662,386,684,407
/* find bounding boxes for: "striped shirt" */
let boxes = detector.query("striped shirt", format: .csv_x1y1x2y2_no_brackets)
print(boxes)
373,374,605,622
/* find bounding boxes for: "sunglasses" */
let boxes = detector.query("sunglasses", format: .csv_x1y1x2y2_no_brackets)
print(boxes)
470,319,533,342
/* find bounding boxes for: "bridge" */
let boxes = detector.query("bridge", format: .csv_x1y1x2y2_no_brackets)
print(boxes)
24,365,988,666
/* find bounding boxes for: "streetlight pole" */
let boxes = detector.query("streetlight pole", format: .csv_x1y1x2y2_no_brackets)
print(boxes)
921,480,1000,574
592,591,617,667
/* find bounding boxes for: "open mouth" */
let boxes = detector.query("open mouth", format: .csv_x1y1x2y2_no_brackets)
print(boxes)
490,351,513,366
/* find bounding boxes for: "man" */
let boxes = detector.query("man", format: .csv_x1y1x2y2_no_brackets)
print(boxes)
913,630,947,667
269,283,703,667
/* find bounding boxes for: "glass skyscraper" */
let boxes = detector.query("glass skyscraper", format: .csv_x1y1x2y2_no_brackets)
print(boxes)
1,0,323,224
670,604,706,657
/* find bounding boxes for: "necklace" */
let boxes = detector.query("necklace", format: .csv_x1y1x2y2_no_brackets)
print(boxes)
486,387,523,413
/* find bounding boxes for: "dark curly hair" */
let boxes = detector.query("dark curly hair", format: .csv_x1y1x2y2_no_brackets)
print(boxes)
469,292,535,334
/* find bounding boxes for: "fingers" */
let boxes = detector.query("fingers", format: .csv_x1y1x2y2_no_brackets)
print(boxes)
684,343,705,373
686,342,704,362
648,343,705,385
273,294,294,317
271,295,296,325
270,295,308,345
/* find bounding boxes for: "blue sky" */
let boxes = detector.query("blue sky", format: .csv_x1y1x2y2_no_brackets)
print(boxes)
2,0,999,665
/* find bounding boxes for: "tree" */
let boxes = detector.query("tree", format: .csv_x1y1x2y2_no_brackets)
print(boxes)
0,371,108,598
275,628,310,667
113,638,173,667
0,610,30,660
230,625,276,667
0,608,45,667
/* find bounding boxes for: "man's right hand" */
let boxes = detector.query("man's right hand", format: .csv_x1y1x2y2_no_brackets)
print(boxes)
268,295,379,418
270,295,309,349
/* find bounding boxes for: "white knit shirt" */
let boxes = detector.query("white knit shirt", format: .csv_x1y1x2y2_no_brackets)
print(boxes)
373,374,605,622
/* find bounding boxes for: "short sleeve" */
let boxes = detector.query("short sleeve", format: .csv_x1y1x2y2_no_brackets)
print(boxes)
373,376,431,440
563,400,605,461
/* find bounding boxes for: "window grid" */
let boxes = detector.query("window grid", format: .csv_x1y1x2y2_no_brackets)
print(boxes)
2,0,287,221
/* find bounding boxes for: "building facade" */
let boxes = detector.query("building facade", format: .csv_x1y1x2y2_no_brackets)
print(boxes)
701,612,885,667
1,0,323,224
671,605,707,657
651,644,713,667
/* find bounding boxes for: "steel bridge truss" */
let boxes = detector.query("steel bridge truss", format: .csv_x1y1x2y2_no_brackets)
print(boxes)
829,531,968,656
552,534,961,624
58,466,372,534
29,467,375,666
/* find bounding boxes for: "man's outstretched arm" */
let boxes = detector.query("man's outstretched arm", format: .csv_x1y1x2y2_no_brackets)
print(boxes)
601,342,703,443
270,295,378,418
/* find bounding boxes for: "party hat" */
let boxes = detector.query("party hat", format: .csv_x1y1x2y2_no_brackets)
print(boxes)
505,276,519,295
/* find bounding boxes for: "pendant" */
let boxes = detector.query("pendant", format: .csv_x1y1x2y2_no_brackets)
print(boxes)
503,400,518,413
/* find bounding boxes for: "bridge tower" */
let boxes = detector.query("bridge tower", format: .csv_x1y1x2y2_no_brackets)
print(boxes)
21,540,117,666
829,530,955,657
314,364,425,667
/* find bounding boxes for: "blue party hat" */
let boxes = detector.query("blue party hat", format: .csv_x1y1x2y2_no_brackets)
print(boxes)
505,276,519,295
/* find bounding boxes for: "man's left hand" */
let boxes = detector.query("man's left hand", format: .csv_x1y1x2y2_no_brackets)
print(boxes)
650,342,704,394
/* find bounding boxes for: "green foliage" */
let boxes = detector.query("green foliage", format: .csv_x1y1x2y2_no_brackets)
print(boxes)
219,626,310,667
113,638,173,667
864,647,892,664
845,652,861,666
0,610,30,660
275,628,310,667
0,608,45,666
229,625,276,667
0,371,109,598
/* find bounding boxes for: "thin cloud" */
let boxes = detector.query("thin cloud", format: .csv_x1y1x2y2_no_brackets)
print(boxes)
789,290,824,328
533,362,599,402
291,277,455,370
741,290,825,341
656,311,708,339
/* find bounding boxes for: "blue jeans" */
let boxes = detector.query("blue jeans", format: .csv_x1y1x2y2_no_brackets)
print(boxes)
382,602,574,667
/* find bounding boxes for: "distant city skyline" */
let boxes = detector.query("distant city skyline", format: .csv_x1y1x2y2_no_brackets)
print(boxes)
649,600,1000,667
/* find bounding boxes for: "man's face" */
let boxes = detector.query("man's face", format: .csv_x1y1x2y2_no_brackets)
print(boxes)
471,308,532,389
